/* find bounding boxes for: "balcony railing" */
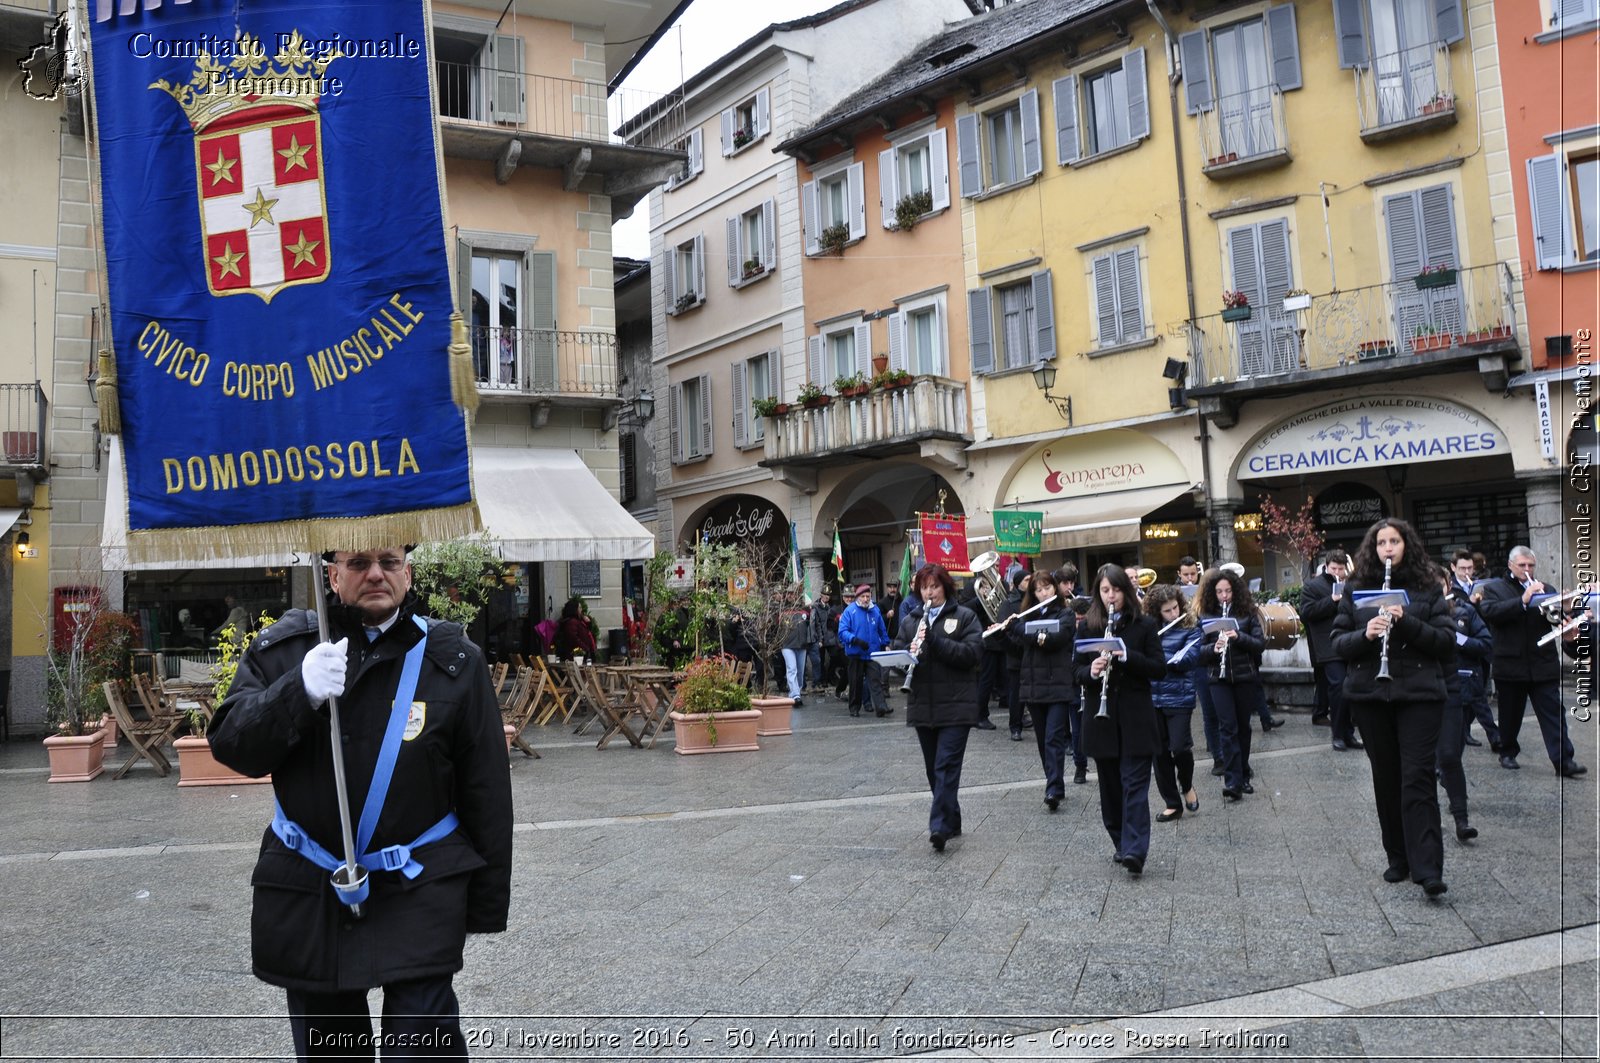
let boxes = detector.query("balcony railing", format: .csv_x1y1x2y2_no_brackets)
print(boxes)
469,326,617,400
1355,43,1456,141
1198,85,1290,175
762,377,969,464
0,383,46,465
1186,263,1518,389
436,62,684,151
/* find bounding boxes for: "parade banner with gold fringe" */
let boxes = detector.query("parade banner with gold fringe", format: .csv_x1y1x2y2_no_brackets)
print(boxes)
83,0,478,563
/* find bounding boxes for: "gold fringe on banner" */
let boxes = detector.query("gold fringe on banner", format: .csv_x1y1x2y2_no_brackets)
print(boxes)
448,312,480,418
124,502,483,567
96,348,121,435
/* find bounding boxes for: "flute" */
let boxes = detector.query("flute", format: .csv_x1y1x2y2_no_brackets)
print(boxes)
982,597,1053,639
1376,558,1394,682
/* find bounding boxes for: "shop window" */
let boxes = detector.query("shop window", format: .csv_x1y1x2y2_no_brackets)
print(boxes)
955,90,1042,197
1054,50,1149,164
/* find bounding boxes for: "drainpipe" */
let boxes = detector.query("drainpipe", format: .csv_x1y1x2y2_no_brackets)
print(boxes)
1146,0,1219,562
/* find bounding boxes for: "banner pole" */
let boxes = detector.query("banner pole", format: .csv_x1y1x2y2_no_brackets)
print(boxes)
310,556,367,919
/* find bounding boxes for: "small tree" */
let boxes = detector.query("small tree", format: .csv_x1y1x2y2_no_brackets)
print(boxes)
732,541,801,695
42,580,137,736
202,611,275,736
409,532,505,628
1256,494,1325,579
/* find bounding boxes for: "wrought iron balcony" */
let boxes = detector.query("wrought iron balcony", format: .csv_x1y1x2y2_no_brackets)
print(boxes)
1198,85,1291,177
436,62,685,154
1184,263,1521,428
0,383,46,466
469,326,618,411
1355,43,1457,143
760,377,970,471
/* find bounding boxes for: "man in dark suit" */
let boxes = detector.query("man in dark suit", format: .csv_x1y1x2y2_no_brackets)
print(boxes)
1449,549,1501,749
1299,551,1361,750
1478,546,1584,776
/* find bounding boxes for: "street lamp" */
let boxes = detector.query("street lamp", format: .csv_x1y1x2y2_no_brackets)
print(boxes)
1031,362,1072,425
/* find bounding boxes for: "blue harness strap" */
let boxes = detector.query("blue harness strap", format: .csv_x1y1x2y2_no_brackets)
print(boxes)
272,616,460,905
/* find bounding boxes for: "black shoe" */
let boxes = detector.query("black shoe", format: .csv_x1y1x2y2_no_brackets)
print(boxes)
1184,789,1199,812
1121,855,1144,875
1045,797,1060,812
1346,737,1365,750
1499,755,1519,770
792,698,803,708
1422,878,1449,897
1211,761,1225,777
875,709,887,717
1020,715,1034,728
1383,862,1410,883
1489,740,1504,754
929,832,947,852
1311,713,1330,726
1156,808,1182,823
1262,716,1285,731
1559,761,1588,778
975,719,997,731
849,709,861,718
1454,816,1478,841
1463,734,1482,747
1010,728,1024,741
1241,782,1255,795
1222,788,1241,802
881,707,894,715
1332,739,1348,752
1074,766,1087,784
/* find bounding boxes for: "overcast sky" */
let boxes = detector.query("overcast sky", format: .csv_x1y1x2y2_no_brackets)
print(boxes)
611,0,840,259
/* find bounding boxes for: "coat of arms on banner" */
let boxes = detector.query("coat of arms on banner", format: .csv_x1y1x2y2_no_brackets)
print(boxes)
150,34,334,303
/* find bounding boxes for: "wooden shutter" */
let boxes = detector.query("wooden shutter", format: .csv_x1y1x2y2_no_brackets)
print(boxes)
1180,30,1213,113
1419,184,1463,335
1053,75,1080,165
1434,0,1465,45
720,107,735,155
664,245,677,310
1114,248,1142,342
726,216,741,286
769,347,782,402
956,113,982,197
620,432,637,503
967,286,993,374
688,128,704,177
1385,190,1429,342
693,233,706,300
731,361,748,447
488,34,525,123
887,311,906,372
455,237,473,329
755,87,771,137
762,199,777,270
854,322,871,376
527,250,556,390
697,372,713,456
1123,49,1149,141
1332,0,1369,69
847,162,867,241
1266,6,1301,91
1259,219,1293,304
802,180,820,255
1228,226,1266,375
808,334,825,385
879,148,898,228
1019,88,1043,178
1093,254,1118,344
929,128,951,212
1031,269,1056,361
1528,153,1574,270
668,383,682,463
1557,0,1593,26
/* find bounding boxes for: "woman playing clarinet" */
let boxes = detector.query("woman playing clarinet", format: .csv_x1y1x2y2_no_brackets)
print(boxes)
1197,567,1266,802
997,569,1076,812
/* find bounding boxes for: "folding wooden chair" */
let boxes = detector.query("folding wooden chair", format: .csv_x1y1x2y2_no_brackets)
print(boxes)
103,680,179,779
490,661,510,697
624,674,676,749
131,673,186,733
532,656,574,725
567,664,640,748
502,669,544,760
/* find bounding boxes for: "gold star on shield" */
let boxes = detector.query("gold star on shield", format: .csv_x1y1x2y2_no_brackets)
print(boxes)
285,229,321,269
205,149,237,187
211,242,244,280
243,187,278,228
277,135,312,172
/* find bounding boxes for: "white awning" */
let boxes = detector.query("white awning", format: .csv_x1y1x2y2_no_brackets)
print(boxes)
102,440,654,569
969,483,1193,552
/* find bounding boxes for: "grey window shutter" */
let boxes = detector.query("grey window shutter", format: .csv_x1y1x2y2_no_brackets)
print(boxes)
668,383,682,463
1123,49,1149,141
1557,0,1592,26
1260,219,1293,302
664,246,677,310
847,162,867,241
1528,153,1573,270
967,287,994,374
720,107,735,155
803,179,820,255
455,236,473,330
527,250,556,389
693,233,706,300
1093,254,1118,343
929,127,951,211
688,128,704,176
762,199,777,270
770,347,783,402
1020,88,1043,178
489,34,525,123
1385,191,1423,279
756,87,771,137
1031,269,1056,361
731,361,748,447
1228,225,1264,308
1434,0,1464,45
698,372,713,455
1266,6,1301,92
1418,184,1459,270
1053,75,1080,165
879,148,898,228
887,311,906,372
1114,249,1142,342
1332,0,1369,69
727,216,741,286
1180,30,1213,113
956,113,982,197
854,322,871,376
808,334,825,385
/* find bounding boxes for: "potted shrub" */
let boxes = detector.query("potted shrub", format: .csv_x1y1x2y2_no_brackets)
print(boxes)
798,382,831,408
874,368,914,389
752,395,788,418
833,372,870,398
668,654,760,754
741,258,765,280
732,127,754,150
1282,288,1312,313
1414,263,1456,290
1357,339,1396,360
1421,91,1454,116
42,602,138,783
893,190,933,231
673,291,699,314
1221,290,1252,322
176,613,274,787
819,222,849,256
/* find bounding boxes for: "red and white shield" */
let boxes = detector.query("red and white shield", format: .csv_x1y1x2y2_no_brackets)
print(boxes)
194,103,330,302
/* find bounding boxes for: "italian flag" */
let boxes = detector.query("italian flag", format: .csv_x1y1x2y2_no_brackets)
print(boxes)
831,528,846,582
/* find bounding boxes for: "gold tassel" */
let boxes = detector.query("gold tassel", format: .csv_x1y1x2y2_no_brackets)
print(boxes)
448,312,479,419
96,349,120,435
124,502,484,566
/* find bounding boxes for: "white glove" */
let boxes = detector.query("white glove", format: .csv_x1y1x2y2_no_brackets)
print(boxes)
301,638,349,706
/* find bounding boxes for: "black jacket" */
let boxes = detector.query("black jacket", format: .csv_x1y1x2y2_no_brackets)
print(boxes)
1477,573,1564,683
1198,609,1266,684
1076,612,1167,758
1005,598,1077,704
1298,573,1343,664
995,589,1026,667
1331,580,1454,703
894,600,982,728
210,596,513,993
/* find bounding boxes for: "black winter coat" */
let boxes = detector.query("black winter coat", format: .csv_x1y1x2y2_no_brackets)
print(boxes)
1005,598,1077,704
1076,612,1167,758
1331,580,1454,703
894,600,982,728
995,590,1026,668
1477,574,1563,682
1298,573,1343,664
1198,609,1266,684
210,598,513,993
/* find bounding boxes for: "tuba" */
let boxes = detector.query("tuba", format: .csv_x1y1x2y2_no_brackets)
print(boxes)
968,551,1009,624
1135,568,1158,590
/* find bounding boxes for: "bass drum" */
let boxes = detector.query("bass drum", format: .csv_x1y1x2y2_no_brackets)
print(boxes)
1259,602,1302,651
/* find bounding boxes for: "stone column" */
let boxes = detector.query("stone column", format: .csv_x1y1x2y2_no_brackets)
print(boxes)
1520,470,1567,576
1211,498,1242,563
800,548,832,600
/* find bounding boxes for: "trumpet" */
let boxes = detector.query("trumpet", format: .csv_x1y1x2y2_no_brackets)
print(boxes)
1376,558,1394,682
900,615,928,693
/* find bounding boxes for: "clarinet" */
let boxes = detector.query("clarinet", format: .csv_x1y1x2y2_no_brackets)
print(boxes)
1217,601,1231,681
900,614,928,694
1096,612,1116,718
1376,558,1394,682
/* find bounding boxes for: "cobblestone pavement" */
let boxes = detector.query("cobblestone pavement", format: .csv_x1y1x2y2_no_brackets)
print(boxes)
0,689,1595,1061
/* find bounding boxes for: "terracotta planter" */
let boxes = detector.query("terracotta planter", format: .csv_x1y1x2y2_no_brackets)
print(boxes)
883,377,914,390
840,385,870,398
44,732,106,783
175,735,269,787
802,396,832,409
871,355,889,374
668,709,761,754
752,696,794,736
100,712,119,748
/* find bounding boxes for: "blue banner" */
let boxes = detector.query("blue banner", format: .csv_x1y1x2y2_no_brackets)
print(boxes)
86,0,476,559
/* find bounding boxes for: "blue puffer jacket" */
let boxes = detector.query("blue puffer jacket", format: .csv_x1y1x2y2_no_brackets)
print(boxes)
1150,623,1204,711
838,602,889,659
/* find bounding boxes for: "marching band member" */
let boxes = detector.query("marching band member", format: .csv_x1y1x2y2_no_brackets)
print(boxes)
999,570,1076,812
1145,585,1204,823
1197,567,1267,802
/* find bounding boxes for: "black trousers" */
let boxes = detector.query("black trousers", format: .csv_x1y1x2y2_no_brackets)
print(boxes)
1211,680,1257,791
1094,754,1153,861
1437,681,1470,817
915,725,970,836
1325,659,1355,744
288,975,464,1061
1028,700,1071,800
977,650,1004,719
1153,709,1195,809
1496,678,1575,766
1352,697,1444,881
1005,668,1024,730
846,655,870,713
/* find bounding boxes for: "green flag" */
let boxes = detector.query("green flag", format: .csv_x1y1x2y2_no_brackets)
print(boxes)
898,537,913,593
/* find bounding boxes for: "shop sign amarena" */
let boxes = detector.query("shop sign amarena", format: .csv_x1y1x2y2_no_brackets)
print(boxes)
1239,397,1508,480
1007,430,1189,503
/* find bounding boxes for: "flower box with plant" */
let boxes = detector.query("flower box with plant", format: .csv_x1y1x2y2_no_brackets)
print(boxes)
873,368,914,389
673,291,699,314
752,395,789,418
1282,289,1312,313
1207,151,1240,167
1421,91,1455,116
1357,339,1396,360
833,372,870,398
174,611,275,786
1463,322,1512,345
797,382,831,408
1221,290,1252,322
1414,263,1456,290
741,258,765,280
732,127,754,150
669,654,759,754
818,222,849,256
1410,326,1454,353
893,190,934,231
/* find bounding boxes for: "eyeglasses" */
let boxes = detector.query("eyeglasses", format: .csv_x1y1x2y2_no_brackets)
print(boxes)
336,556,407,573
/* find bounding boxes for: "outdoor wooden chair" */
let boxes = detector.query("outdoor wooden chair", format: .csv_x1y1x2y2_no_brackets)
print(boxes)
502,668,544,760
532,655,575,725
130,673,186,732
102,680,179,779
623,673,676,749
490,661,510,697
567,663,640,748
